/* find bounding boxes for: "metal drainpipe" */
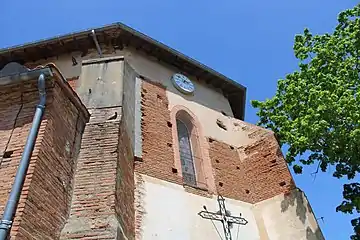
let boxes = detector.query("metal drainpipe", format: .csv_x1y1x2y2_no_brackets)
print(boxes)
0,74,46,240
91,29,103,57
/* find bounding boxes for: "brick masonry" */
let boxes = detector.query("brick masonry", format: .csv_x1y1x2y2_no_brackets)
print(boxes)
138,78,295,205
209,134,295,204
60,120,120,239
0,78,87,239
135,79,181,185
134,174,145,240
60,110,135,240
0,81,47,239
116,123,135,240
136,79,210,194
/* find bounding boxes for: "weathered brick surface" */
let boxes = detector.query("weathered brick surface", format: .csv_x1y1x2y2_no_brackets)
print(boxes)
138,79,294,205
115,123,135,240
61,115,135,240
87,108,122,124
209,134,295,204
134,174,145,240
136,79,212,205
135,80,181,185
0,78,87,239
0,90,48,239
60,120,120,239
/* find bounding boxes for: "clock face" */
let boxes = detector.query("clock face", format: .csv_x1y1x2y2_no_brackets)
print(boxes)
171,73,195,95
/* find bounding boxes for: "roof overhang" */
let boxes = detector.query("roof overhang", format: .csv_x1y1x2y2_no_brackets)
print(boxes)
0,23,246,119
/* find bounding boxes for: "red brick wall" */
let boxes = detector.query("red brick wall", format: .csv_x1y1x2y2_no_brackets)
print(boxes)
61,112,135,240
137,79,214,202
134,174,145,239
115,123,135,240
0,79,87,239
0,81,47,239
137,78,294,204
209,134,295,204
60,120,120,239
135,79,181,185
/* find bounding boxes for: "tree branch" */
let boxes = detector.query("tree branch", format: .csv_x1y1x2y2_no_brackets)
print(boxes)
311,161,322,182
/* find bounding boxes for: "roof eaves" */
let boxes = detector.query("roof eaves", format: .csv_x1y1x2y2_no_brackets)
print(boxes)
0,22,246,93
0,23,117,55
114,22,246,92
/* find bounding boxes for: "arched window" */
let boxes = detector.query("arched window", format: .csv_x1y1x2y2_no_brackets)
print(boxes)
171,105,215,191
176,119,196,186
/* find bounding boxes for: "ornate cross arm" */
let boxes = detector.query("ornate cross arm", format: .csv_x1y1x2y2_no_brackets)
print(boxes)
225,215,248,225
198,211,248,225
198,211,223,221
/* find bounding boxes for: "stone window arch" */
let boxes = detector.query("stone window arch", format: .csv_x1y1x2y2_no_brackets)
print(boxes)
170,105,215,191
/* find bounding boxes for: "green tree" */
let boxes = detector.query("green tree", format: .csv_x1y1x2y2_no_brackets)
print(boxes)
251,4,360,239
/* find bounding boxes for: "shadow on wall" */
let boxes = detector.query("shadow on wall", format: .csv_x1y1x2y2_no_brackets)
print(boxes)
0,80,45,153
280,188,325,240
280,188,309,224
306,226,324,240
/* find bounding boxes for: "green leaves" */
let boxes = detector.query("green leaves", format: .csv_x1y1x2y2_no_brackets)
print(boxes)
350,218,360,240
252,4,360,239
293,165,303,174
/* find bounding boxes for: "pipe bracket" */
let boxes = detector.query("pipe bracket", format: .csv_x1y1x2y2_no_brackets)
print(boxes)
37,104,45,109
0,220,12,230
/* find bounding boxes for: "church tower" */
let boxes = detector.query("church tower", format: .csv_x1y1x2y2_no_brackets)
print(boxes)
0,23,324,240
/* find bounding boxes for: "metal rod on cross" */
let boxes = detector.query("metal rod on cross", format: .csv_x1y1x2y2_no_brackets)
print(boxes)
198,195,248,240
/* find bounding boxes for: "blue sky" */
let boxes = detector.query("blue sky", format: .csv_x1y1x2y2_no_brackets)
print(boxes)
1,0,358,239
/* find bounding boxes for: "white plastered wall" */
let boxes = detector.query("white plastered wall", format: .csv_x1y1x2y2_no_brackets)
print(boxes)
136,174,324,240
136,174,260,240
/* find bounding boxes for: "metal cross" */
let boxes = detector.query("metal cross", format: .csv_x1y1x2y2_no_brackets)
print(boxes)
198,195,248,240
